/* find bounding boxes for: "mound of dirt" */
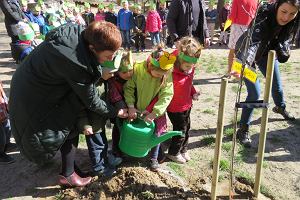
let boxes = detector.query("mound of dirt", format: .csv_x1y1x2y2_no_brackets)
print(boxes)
62,167,210,199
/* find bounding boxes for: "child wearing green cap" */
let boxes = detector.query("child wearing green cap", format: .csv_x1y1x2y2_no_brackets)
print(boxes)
82,2,94,26
145,2,162,47
166,36,202,164
157,0,168,44
124,46,175,171
105,3,117,26
133,5,146,52
107,51,134,162
95,3,105,21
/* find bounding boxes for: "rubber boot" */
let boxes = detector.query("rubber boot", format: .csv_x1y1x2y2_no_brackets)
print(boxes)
236,124,251,148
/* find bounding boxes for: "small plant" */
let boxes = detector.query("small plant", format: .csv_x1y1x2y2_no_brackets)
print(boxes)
231,85,246,93
54,191,65,200
205,97,214,102
219,159,230,171
79,134,86,145
222,142,232,152
203,108,215,115
224,128,234,137
202,136,215,146
262,160,269,169
167,162,185,177
140,191,155,200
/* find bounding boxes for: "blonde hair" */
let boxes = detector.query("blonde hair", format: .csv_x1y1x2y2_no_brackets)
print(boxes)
176,36,202,58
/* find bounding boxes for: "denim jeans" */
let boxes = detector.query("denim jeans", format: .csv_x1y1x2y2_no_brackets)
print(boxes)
120,30,131,49
240,56,285,125
0,119,11,152
150,32,160,46
85,131,108,172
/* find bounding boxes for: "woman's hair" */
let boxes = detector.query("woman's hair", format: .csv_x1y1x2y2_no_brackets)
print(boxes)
277,0,300,10
176,36,202,59
84,21,122,52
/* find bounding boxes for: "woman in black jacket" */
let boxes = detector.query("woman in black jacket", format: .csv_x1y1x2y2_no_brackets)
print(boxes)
235,0,299,148
9,21,127,187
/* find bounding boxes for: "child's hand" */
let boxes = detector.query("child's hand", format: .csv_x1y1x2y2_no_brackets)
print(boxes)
117,108,128,118
140,110,150,118
128,107,138,120
143,112,156,124
192,91,200,101
83,127,93,135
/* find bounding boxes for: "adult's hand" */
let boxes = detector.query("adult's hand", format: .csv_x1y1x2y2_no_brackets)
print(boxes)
128,107,138,120
83,127,94,135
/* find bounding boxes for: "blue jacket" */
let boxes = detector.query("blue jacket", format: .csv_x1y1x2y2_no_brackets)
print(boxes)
117,8,133,31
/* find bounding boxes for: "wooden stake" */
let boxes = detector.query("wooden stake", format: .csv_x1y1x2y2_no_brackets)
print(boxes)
211,78,228,200
254,50,275,197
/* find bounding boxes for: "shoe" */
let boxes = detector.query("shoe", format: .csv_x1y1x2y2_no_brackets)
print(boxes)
272,106,295,121
236,124,251,148
149,159,159,172
4,143,18,153
58,171,92,187
166,154,186,164
109,155,123,167
218,42,222,46
181,152,191,162
0,152,15,164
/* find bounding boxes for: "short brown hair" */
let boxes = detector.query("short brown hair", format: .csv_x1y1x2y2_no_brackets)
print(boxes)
84,21,122,52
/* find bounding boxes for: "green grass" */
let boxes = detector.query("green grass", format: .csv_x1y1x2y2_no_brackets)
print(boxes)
235,145,251,164
140,191,155,200
222,142,232,152
263,160,269,169
236,170,254,185
54,191,65,200
205,97,214,102
210,158,230,171
280,63,292,72
203,108,215,115
79,134,86,145
202,135,216,146
167,162,185,177
289,95,300,100
224,128,234,137
231,85,246,93
199,55,227,74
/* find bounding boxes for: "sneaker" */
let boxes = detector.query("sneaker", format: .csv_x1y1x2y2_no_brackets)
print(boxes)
4,142,18,153
166,154,186,164
0,152,15,164
149,159,159,172
236,125,252,148
109,155,123,167
272,106,295,121
181,152,191,162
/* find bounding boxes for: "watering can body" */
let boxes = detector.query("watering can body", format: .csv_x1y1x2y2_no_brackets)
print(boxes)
117,118,182,157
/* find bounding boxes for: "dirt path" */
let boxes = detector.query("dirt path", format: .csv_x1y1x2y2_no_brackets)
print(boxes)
0,22,299,200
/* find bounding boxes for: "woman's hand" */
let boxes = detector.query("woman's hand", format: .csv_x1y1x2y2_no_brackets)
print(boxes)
83,127,93,135
117,108,128,118
101,69,114,80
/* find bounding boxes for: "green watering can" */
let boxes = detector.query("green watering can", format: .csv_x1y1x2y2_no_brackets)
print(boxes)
117,118,182,158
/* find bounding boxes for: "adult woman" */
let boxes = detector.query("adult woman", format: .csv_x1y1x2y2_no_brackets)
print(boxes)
9,21,127,187
235,0,299,147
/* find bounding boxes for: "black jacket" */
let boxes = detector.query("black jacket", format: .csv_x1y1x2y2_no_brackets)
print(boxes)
235,3,299,66
105,11,117,26
9,24,117,165
0,0,27,39
167,0,209,44
133,13,146,33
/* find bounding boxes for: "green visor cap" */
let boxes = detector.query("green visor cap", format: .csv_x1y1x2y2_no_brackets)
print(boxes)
150,57,160,68
101,51,123,72
119,51,133,72
178,52,199,64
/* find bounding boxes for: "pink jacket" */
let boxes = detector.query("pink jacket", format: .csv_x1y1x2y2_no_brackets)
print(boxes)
146,11,162,33
229,0,258,26
95,12,105,22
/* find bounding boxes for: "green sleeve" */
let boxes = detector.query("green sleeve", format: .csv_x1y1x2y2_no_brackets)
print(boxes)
152,73,174,116
124,65,138,107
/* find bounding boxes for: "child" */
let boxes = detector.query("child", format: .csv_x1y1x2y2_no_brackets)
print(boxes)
82,2,94,26
145,3,162,47
73,7,86,26
0,81,15,164
205,1,218,44
218,0,231,46
133,5,146,52
105,3,117,26
124,47,175,171
108,51,134,163
166,37,201,163
77,52,127,176
95,3,105,22
157,0,168,44
117,0,133,50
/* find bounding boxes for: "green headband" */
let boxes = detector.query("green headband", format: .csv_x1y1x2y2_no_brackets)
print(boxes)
178,52,199,64
150,57,160,68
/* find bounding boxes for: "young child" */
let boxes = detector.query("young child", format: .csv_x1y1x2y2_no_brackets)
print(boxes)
108,51,134,163
95,3,106,22
166,37,201,163
117,0,133,50
133,5,146,52
124,47,175,171
73,7,86,26
77,52,127,176
205,1,218,45
82,2,94,26
145,3,162,47
105,3,117,26
218,0,231,46
157,0,168,44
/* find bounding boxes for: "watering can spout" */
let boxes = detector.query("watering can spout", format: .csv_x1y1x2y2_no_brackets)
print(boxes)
149,131,183,149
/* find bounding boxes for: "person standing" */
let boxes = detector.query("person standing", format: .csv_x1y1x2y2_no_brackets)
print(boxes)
205,0,218,44
218,0,231,46
0,0,28,43
117,0,133,50
225,0,258,78
235,0,299,147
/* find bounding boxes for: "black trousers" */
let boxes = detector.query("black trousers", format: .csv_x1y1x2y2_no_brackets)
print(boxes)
134,33,145,50
167,108,191,156
60,134,79,177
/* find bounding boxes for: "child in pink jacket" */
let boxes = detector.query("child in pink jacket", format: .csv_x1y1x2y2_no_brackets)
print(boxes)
145,4,162,46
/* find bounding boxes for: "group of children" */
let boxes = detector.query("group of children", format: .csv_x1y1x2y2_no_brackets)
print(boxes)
80,36,202,175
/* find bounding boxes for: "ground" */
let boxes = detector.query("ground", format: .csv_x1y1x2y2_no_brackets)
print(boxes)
0,22,299,200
